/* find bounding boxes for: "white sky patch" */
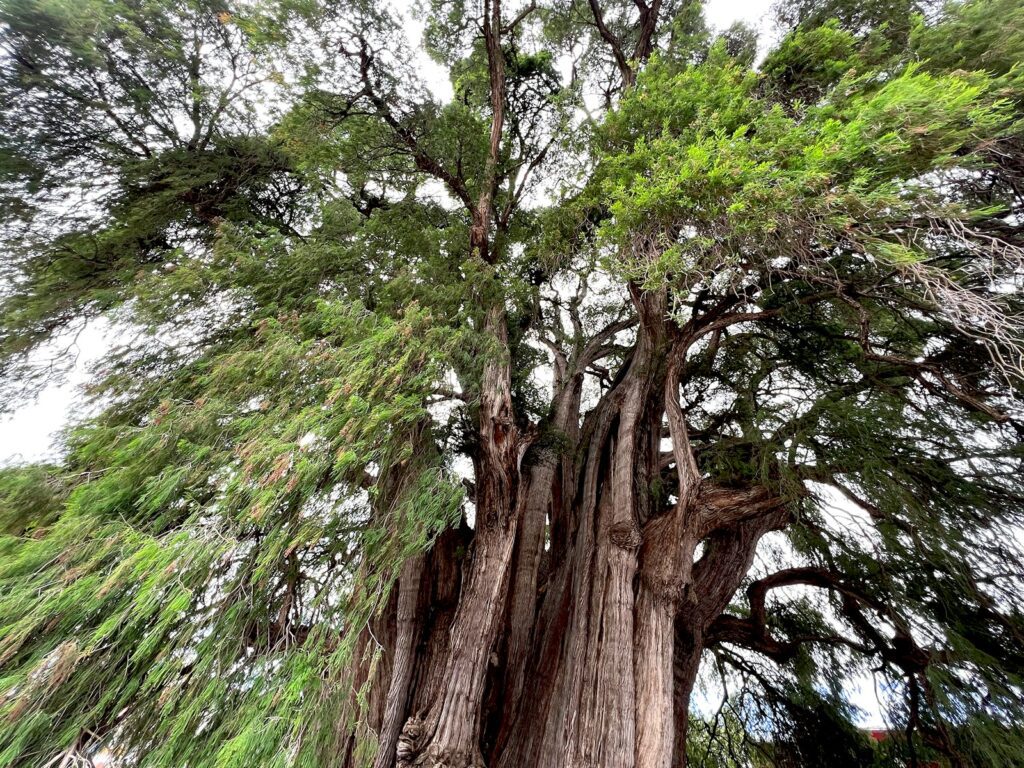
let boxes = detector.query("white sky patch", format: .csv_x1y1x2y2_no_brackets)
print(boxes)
0,319,115,466
298,431,324,451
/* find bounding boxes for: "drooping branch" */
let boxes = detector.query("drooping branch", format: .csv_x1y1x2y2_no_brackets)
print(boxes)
706,567,942,676
840,293,1013,422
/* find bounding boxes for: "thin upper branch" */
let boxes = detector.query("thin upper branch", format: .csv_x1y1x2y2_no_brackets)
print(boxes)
343,36,475,212
471,0,509,262
586,0,635,86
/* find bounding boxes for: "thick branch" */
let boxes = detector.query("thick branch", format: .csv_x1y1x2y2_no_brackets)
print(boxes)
707,567,940,676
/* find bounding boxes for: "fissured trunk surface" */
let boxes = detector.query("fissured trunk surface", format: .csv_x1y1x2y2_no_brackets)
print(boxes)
354,294,788,768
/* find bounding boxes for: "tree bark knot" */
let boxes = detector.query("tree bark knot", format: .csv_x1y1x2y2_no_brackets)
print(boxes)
416,745,485,768
395,716,423,767
393,717,485,767
608,520,642,550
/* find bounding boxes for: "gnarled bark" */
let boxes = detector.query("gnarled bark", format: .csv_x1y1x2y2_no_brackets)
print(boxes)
363,281,800,768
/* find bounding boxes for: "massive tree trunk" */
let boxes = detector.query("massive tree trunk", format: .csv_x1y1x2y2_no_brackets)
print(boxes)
351,285,794,768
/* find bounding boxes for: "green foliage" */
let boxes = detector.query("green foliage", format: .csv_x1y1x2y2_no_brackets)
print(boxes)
0,0,338,405
0,0,1022,766
773,0,928,45
600,56,1017,291
0,298,464,766
911,0,1024,77
0,464,67,535
761,20,860,99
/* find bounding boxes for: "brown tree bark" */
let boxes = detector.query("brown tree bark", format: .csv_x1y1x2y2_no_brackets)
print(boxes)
367,284,799,768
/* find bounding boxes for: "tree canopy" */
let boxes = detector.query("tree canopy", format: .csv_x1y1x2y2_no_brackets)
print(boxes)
0,1,1023,767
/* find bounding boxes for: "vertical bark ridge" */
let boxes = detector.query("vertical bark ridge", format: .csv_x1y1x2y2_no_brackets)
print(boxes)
406,524,517,767
634,342,703,768
374,554,425,768
343,586,399,768
667,507,795,767
634,589,677,768
500,458,554,720
670,628,703,768
504,379,584,685
495,290,668,768
404,305,522,767
408,525,471,718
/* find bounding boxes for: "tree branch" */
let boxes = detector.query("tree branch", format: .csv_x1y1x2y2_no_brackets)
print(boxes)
586,0,635,86
343,37,475,212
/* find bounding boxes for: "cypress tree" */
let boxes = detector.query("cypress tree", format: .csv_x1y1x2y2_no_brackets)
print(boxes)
1,1,1022,766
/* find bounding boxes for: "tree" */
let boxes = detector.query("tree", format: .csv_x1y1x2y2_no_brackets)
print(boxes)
0,0,1022,766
